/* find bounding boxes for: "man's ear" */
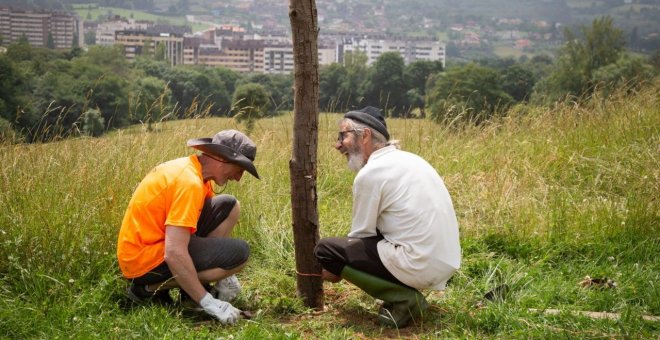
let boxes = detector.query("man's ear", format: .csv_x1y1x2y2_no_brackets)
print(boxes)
361,128,374,156
362,127,372,141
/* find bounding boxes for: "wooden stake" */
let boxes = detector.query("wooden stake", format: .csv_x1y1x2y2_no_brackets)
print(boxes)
288,0,323,309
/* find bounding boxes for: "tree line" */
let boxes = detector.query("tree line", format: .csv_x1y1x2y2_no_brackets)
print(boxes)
1,16,658,143
0,38,294,142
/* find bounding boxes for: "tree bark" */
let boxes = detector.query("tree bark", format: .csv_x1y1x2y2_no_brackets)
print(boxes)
288,0,323,309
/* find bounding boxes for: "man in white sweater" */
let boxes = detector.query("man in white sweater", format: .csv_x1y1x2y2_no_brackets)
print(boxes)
315,106,461,328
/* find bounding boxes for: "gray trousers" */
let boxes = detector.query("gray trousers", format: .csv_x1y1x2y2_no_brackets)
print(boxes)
314,234,407,287
131,194,249,285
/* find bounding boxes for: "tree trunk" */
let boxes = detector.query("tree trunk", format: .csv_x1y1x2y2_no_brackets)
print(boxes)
288,0,323,309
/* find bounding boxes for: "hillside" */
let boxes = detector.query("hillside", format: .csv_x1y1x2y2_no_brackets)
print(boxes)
6,0,658,56
0,82,658,337
11,0,659,37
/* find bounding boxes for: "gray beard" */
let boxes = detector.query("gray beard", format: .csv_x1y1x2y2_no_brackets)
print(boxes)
347,150,365,172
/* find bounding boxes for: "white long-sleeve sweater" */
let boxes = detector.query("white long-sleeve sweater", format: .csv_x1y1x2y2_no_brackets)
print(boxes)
348,145,461,290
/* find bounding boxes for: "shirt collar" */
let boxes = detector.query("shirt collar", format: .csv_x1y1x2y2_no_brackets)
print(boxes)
370,145,396,160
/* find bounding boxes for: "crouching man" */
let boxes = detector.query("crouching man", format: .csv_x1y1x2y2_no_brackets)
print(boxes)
117,130,259,324
315,107,461,328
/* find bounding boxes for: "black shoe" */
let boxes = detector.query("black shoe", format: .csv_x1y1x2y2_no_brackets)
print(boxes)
126,283,173,305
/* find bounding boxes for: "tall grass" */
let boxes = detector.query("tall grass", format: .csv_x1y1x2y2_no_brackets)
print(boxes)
0,83,658,338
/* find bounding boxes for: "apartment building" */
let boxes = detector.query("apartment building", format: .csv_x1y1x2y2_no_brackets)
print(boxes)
96,16,149,46
0,7,82,49
263,44,293,74
318,44,337,66
0,9,8,43
216,39,264,73
181,38,264,74
340,37,446,68
183,36,202,65
115,25,189,66
214,25,246,42
263,43,337,74
108,18,442,73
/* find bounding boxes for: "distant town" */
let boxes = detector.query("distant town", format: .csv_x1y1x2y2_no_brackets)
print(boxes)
1,0,658,73
0,6,446,74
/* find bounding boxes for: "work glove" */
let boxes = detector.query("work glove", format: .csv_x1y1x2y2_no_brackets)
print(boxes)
213,274,241,302
199,292,241,325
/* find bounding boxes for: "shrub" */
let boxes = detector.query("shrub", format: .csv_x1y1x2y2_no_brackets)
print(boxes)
82,108,105,137
232,83,271,133
0,117,18,143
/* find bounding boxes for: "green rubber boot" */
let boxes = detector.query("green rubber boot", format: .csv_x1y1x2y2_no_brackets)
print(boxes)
340,266,428,328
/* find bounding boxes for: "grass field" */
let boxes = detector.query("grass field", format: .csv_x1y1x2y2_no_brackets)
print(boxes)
566,0,605,9
493,45,529,59
0,83,658,338
72,5,211,33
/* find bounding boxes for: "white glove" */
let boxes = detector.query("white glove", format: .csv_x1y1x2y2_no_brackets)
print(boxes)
199,292,241,325
213,274,241,302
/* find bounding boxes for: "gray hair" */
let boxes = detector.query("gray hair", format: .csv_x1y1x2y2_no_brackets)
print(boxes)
342,118,401,150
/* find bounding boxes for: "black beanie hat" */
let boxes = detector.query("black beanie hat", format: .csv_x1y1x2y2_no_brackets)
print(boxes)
344,106,390,140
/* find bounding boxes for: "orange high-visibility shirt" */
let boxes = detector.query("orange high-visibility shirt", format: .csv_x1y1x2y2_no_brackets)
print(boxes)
116,155,213,278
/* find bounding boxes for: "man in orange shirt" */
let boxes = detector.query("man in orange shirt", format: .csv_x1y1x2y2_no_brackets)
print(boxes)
117,129,259,324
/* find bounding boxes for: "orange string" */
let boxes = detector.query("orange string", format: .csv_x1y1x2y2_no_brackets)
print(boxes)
296,271,322,277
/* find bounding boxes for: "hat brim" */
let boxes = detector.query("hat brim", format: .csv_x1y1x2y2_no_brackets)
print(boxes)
187,138,260,179
345,111,390,140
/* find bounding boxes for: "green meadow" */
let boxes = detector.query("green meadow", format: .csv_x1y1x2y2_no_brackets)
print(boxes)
72,4,211,33
0,84,658,338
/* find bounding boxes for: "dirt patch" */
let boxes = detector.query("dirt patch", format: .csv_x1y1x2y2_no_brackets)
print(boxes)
283,285,449,338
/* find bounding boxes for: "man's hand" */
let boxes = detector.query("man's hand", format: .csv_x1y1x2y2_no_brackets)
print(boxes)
213,274,241,301
199,292,241,325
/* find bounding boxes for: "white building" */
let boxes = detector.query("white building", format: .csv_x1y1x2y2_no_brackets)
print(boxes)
340,37,445,68
318,45,337,66
263,43,337,74
264,44,294,74
95,17,149,46
115,26,188,66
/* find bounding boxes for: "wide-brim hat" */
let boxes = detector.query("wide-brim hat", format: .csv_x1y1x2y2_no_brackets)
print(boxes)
187,129,260,179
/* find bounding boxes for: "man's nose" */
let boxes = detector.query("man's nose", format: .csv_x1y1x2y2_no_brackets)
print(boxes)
234,171,244,181
334,140,343,150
